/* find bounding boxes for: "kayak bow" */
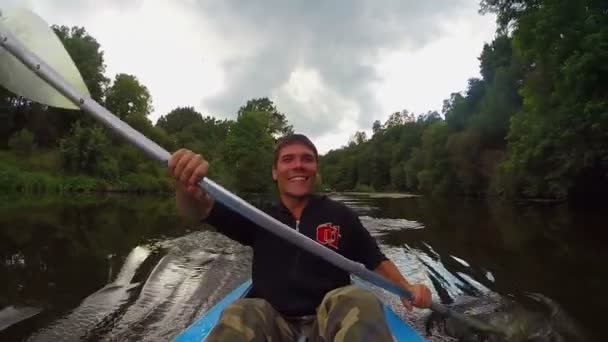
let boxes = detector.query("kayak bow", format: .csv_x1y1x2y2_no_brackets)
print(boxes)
171,280,425,342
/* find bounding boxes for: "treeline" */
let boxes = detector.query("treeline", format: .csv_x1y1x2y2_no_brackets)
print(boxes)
2,0,606,201
0,26,292,194
321,0,608,201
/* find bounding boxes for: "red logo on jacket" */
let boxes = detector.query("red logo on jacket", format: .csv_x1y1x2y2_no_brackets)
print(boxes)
316,223,341,249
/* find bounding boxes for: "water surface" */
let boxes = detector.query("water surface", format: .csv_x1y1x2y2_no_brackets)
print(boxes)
0,193,604,341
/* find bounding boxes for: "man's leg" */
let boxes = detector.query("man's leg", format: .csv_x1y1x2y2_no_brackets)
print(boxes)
206,298,297,342
314,285,393,342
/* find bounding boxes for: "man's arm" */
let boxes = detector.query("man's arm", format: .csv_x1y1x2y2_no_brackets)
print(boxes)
169,148,256,246
375,259,432,310
170,149,214,222
345,209,432,310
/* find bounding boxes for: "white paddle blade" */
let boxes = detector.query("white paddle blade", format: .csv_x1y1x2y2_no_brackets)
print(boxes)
0,7,89,109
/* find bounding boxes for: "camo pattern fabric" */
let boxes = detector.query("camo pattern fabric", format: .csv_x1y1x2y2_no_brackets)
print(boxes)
205,285,394,342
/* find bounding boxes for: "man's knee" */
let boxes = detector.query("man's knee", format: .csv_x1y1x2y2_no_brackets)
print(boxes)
322,285,383,309
207,298,277,341
316,285,393,341
223,298,276,325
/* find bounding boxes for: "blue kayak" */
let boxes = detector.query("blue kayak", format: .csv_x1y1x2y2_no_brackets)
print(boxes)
172,279,425,341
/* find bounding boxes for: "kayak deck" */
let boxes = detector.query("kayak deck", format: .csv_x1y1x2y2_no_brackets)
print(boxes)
172,279,425,341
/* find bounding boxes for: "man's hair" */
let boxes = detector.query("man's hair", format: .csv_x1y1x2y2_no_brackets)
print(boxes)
273,133,318,166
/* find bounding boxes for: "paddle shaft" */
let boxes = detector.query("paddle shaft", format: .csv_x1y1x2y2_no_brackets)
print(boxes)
0,20,504,336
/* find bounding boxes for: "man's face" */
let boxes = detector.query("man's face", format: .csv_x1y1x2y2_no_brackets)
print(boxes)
272,143,318,198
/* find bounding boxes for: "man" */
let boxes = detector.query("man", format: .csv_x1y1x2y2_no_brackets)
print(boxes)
169,133,432,341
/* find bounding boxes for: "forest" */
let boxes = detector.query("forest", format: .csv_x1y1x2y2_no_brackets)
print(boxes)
321,0,607,201
1,0,606,202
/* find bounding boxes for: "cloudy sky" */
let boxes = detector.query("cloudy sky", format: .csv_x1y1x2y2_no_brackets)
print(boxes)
1,0,496,153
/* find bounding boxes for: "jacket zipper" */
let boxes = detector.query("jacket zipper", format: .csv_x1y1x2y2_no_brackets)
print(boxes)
290,219,302,282
288,201,313,284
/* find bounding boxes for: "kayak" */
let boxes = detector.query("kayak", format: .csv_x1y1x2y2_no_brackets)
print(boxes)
172,279,425,341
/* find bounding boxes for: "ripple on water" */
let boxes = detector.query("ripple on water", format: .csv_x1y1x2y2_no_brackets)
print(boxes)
102,231,251,342
360,216,424,236
26,246,152,342
23,231,251,342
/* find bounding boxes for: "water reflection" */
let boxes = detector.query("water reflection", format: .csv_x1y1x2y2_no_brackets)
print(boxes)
0,193,604,341
330,193,601,341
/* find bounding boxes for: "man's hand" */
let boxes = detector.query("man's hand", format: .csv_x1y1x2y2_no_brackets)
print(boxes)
401,284,432,311
169,148,214,222
374,260,433,311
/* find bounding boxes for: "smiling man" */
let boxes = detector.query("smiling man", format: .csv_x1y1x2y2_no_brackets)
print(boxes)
169,133,432,341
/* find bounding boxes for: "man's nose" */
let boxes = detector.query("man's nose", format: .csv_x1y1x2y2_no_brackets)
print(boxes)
292,158,304,169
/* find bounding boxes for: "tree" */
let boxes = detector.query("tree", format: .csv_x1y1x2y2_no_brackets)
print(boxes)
225,110,275,193
238,98,293,138
494,0,608,200
156,107,203,135
372,120,382,135
349,131,368,146
417,111,441,125
0,26,110,147
384,109,414,128
105,74,153,120
479,0,541,31
52,26,109,102
8,128,36,156
59,121,114,178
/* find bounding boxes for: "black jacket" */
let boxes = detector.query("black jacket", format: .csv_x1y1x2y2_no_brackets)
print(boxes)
203,194,388,317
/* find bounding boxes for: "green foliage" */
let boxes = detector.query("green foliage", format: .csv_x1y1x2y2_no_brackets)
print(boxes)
59,121,113,178
496,0,608,200
117,173,172,193
105,74,153,120
52,26,109,102
322,0,607,201
353,183,375,193
225,110,275,193
8,128,36,156
156,106,203,134
2,7,606,202
0,165,101,193
238,98,293,138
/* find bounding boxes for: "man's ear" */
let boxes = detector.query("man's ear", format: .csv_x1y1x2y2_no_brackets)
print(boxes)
272,166,277,181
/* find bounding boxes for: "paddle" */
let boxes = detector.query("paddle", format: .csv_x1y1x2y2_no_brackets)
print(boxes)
0,7,506,337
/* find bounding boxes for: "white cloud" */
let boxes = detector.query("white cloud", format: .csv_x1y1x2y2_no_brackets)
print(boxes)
0,0,497,153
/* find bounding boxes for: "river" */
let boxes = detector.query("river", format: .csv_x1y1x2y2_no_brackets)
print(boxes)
0,193,604,341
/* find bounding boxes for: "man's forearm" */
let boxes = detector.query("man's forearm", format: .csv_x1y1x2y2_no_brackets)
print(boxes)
175,182,214,222
375,259,413,290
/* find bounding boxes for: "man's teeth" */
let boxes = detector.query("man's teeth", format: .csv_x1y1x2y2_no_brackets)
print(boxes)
291,177,306,181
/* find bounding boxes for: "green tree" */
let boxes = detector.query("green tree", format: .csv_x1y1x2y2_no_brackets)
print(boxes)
52,25,109,102
105,74,153,120
487,0,608,199
156,107,203,135
8,128,36,156
225,110,275,193
238,98,293,138
349,131,368,146
59,121,114,179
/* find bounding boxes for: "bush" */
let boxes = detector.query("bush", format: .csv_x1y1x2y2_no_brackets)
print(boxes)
59,175,101,192
8,129,36,156
0,166,63,193
353,183,375,192
0,167,20,192
59,121,112,176
119,173,168,192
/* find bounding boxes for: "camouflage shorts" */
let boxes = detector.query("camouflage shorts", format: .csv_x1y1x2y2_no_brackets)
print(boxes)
206,284,393,342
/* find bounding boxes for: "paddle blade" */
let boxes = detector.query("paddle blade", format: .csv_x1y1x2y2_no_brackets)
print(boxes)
0,7,89,109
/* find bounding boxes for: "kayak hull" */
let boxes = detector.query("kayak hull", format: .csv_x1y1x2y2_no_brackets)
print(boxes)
172,279,425,341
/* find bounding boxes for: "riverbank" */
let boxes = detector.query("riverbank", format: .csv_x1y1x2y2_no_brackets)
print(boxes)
0,151,172,194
